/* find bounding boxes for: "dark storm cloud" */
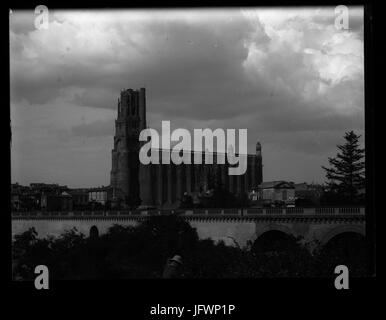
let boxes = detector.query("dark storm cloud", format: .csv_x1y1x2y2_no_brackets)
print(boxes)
72,118,114,137
11,12,257,119
10,9,363,123
10,8,364,185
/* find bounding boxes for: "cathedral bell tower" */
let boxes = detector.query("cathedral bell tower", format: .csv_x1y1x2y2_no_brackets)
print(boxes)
110,88,146,207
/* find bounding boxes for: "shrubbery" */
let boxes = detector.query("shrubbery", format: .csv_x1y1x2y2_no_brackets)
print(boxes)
12,215,366,279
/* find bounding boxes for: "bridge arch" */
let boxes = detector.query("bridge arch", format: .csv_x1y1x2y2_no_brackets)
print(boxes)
253,224,294,243
89,225,99,239
251,228,299,254
320,225,365,245
318,228,366,276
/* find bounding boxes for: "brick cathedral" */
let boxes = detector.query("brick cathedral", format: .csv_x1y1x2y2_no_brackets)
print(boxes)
110,88,263,208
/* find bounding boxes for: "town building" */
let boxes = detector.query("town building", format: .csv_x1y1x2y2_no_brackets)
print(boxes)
68,188,90,210
41,191,73,211
11,183,72,211
11,183,38,211
88,186,112,206
258,181,295,206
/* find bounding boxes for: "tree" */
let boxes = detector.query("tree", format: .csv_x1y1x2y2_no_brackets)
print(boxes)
180,193,193,208
322,131,365,205
12,219,367,279
12,228,53,280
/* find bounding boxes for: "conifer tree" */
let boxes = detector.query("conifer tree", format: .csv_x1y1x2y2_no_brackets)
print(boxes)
322,131,365,204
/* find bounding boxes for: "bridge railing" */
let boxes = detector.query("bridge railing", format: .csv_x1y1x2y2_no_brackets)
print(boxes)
11,207,365,218
244,207,365,215
188,208,242,215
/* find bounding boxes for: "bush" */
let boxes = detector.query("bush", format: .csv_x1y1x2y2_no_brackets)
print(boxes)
12,217,366,279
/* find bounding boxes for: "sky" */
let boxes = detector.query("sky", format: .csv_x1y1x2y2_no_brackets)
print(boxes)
10,7,364,188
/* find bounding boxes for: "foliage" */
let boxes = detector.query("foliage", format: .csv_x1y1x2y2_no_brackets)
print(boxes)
313,232,367,277
12,216,366,279
322,131,365,205
198,187,248,208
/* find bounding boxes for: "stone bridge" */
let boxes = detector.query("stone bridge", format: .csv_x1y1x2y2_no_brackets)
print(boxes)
11,207,365,248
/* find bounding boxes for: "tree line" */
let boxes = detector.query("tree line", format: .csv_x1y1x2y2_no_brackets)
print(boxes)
12,215,366,280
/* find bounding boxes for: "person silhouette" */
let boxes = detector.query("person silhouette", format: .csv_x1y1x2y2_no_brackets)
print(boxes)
162,255,183,278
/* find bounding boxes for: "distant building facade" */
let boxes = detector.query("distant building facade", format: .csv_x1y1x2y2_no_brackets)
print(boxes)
11,183,39,211
88,186,112,206
258,181,295,206
41,191,73,211
110,88,263,208
11,183,118,211
11,183,72,211
68,188,89,210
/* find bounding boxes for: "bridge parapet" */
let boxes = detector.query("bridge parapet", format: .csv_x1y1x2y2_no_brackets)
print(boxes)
11,207,366,247
245,207,365,215
12,207,365,219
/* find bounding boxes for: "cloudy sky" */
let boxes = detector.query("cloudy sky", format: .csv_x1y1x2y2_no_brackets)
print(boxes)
10,7,364,188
